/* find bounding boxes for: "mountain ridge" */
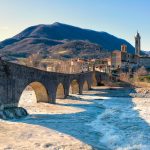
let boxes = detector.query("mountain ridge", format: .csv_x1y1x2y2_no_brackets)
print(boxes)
0,22,136,59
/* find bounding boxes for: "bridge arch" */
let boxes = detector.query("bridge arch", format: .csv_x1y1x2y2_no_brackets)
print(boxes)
69,79,79,94
83,80,89,91
92,73,97,86
19,81,49,106
56,83,65,99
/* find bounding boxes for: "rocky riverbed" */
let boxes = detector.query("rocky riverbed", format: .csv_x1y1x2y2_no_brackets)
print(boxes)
130,87,150,98
0,86,150,150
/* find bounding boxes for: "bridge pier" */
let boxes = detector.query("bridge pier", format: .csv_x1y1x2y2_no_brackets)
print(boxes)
64,83,70,99
0,60,94,113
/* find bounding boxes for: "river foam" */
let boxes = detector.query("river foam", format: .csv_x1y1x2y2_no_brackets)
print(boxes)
87,97,150,150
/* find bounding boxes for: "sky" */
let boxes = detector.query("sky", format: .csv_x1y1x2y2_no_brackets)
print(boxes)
0,0,150,50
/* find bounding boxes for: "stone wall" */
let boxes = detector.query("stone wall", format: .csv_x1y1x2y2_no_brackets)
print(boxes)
139,57,150,68
0,60,93,109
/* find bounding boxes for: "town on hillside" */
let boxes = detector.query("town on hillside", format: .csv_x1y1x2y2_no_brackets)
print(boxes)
4,31,149,85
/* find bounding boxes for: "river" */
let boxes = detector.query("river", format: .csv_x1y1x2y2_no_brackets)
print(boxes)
0,86,150,150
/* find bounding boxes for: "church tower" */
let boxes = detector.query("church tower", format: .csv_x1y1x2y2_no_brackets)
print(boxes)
135,31,141,56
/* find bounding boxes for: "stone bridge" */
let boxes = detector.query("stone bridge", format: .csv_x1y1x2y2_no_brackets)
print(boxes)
0,59,109,110
0,59,94,109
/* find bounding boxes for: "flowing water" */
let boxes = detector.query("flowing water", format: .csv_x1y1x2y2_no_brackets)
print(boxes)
87,97,150,150
1,88,150,150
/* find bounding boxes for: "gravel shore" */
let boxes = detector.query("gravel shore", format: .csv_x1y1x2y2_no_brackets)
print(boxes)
0,86,150,150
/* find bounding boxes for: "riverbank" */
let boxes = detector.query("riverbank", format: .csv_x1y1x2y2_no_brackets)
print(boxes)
0,86,150,150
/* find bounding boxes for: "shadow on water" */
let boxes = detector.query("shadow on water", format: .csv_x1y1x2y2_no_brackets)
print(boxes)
11,86,150,150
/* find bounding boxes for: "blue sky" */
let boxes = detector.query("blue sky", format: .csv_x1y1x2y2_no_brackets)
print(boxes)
0,0,149,50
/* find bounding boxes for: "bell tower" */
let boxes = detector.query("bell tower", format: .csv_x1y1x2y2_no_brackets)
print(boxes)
135,31,141,56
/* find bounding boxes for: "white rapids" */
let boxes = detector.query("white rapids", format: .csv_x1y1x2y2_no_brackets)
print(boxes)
87,97,150,150
0,88,150,150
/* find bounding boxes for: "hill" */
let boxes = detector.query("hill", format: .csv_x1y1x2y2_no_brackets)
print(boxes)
142,51,150,56
0,22,135,59
48,40,110,59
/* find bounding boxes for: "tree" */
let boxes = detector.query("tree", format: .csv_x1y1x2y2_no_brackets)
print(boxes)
17,53,42,68
134,66,148,81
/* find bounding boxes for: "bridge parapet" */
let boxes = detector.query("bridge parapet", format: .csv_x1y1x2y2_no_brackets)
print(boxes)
0,60,93,109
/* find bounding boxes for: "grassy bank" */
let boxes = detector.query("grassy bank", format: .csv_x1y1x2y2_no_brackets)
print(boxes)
139,75,150,83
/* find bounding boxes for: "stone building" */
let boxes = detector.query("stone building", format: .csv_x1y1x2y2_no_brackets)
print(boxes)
135,31,141,56
94,58,111,73
111,32,150,72
139,56,150,70
135,32,150,70
111,45,138,70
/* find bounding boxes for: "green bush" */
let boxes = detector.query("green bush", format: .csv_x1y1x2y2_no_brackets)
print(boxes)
139,75,150,82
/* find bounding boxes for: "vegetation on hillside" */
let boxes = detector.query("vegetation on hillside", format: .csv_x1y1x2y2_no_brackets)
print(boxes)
0,22,136,61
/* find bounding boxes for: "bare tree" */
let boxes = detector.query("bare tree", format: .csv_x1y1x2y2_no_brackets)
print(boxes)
28,53,42,68
134,66,148,81
17,53,43,68
119,72,130,82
